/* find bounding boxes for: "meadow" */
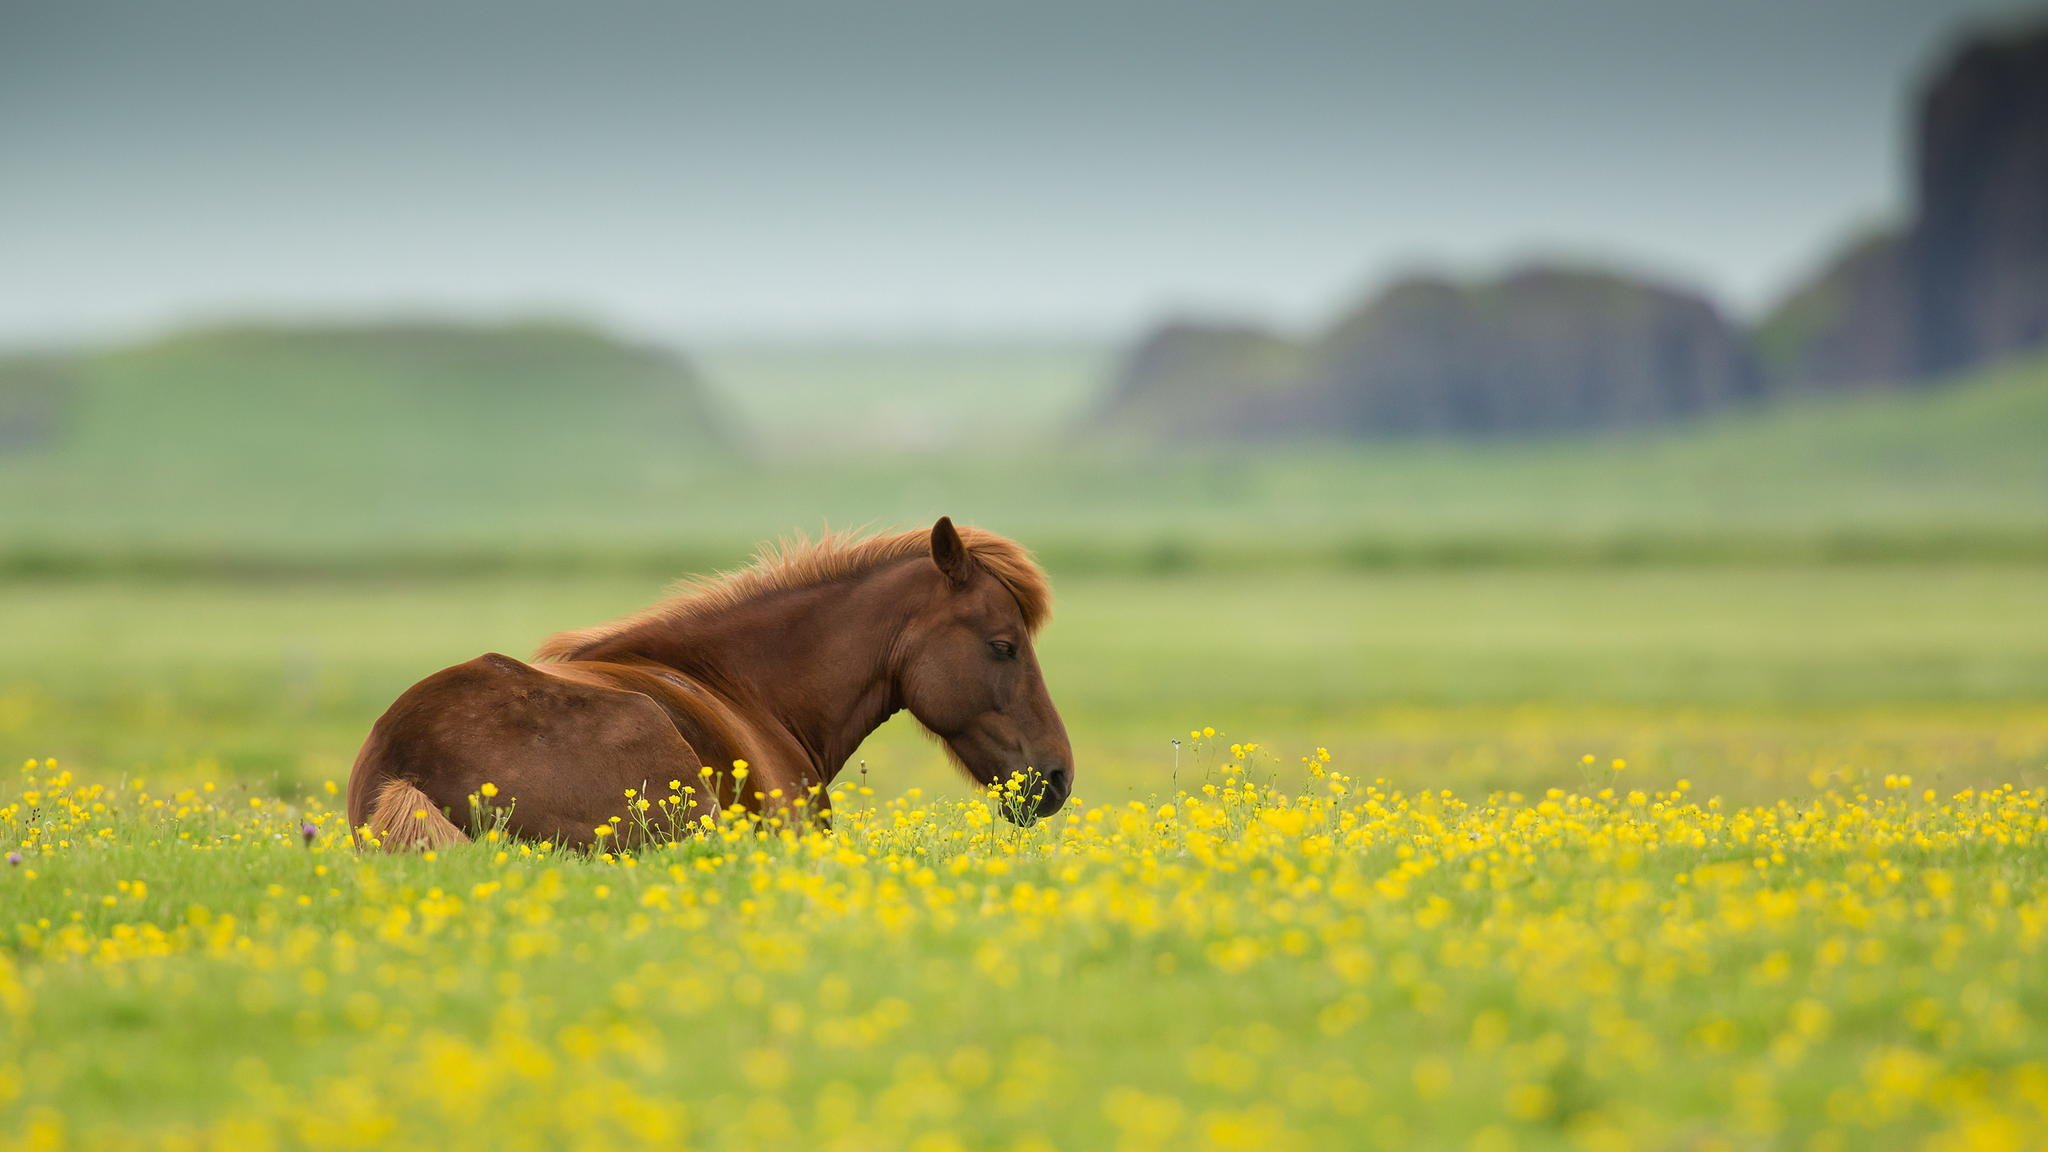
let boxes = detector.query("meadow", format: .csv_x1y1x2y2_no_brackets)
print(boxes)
5,333,2047,571
5,754,2045,1150
2,333,2047,1147
4,559,2046,1149
4,565,2046,800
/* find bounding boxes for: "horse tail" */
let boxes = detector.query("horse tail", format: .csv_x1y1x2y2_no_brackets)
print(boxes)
360,778,468,852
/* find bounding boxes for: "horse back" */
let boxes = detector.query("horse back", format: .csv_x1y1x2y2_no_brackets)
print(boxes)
346,652,711,845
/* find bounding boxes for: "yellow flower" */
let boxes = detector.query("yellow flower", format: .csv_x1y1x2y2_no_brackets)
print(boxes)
479,782,499,799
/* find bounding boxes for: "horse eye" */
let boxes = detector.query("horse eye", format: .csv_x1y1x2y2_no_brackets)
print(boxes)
988,639,1017,660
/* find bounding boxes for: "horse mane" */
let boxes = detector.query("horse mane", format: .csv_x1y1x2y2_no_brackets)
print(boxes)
533,524,1052,662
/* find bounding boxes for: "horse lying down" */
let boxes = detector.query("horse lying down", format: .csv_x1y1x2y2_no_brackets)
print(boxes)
347,518,1073,850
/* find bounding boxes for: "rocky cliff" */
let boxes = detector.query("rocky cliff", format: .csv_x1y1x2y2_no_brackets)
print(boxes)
1100,267,1758,440
1306,268,1758,437
1755,229,1916,391
1762,21,2048,391
1096,321,1304,440
1101,19,2048,440
1911,21,2048,376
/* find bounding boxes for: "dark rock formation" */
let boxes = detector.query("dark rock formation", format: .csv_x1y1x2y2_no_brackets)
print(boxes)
1306,267,1759,436
1101,268,1758,439
1102,19,2048,439
1761,21,2048,391
1755,229,1916,391
0,357,75,453
1096,320,1305,440
1911,21,2048,376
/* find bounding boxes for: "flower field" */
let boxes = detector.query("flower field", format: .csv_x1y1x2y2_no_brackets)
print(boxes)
5,747,2045,1152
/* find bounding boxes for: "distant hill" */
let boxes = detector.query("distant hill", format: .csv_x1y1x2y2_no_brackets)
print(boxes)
1309,268,1758,437
1762,21,2048,391
0,331,2044,570
1096,321,1304,441
1104,18,2048,442
0,319,726,461
0,320,730,553
1754,228,1915,391
1099,265,1758,440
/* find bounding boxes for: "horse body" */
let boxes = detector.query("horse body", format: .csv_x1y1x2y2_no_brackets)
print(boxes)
347,519,1071,850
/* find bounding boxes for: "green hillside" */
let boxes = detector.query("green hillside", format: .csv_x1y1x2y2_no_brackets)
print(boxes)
0,321,729,554
1,328,2045,571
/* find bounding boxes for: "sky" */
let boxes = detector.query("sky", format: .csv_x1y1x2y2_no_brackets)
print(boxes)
3,0,2042,347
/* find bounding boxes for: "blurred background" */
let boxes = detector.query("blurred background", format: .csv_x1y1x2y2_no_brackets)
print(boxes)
3,0,2045,802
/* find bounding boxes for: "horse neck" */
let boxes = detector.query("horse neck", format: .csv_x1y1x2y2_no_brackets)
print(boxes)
614,564,919,778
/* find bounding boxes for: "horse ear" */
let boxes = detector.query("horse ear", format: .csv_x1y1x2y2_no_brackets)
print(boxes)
930,516,971,587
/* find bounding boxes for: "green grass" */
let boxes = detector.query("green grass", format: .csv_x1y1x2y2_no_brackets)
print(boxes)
3,333,2046,569
5,745,2043,1149
5,327,2047,1148
4,566,2042,804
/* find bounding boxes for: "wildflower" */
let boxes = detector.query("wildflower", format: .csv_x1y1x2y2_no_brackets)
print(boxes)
479,782,499,799
7,742,2042,1150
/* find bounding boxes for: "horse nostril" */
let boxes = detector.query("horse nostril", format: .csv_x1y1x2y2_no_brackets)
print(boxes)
1038,764,1071,795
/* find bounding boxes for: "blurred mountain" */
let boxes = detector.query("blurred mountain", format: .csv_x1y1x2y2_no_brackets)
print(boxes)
0,357,75,453
1101,267,1757,440
0,319,727,462
1107,18,2048,441
1911,20,2048,376
1306,268,1758,437
1097,321,1305,441
0,321,731,549
1762,20,2048,392
1754,228,1916,391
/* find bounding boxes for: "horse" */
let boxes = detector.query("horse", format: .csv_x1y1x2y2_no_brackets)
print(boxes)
346,518,1073,851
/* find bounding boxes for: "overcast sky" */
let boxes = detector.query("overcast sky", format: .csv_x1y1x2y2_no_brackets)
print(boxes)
3,0,2041,346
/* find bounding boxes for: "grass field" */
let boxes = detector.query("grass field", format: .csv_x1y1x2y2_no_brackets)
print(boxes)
4,330,2048,1147
4,335,2047,568
4,565,2044,802
6,556,2047,1148
6,752,2044,1150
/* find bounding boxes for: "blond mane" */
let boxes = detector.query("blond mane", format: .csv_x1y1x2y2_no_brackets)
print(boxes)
534,524,1052,662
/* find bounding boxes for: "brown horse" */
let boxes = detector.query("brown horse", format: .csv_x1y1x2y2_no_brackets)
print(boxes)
346,518,1073,851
